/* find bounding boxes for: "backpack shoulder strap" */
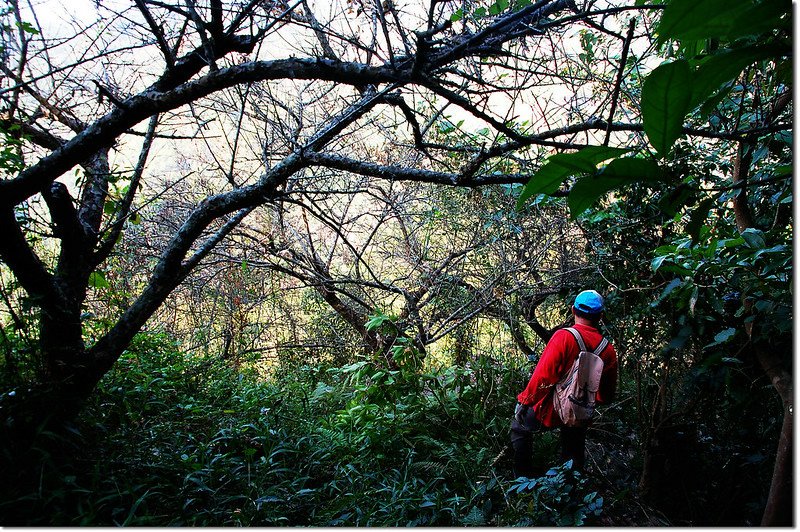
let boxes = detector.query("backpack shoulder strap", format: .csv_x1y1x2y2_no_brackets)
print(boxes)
565,327,608,355
564,327,587,352
593,337,609,356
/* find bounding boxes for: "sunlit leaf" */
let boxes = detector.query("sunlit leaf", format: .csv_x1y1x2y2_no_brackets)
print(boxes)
365,311,397,331
489,0,509,15
661,278,683,299
548,146,630,172
16,21,39,35
516,147,630,210
568,158,663,217
714,328,737,343
642,60,692,156
516,162,573,209
89,271,110,289
651,255,669,272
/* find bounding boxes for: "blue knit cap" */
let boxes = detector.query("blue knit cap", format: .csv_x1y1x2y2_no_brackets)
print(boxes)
574,290,604,314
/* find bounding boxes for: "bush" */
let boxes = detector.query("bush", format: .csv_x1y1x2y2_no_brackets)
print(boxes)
505,461,603,526
0,330,608,526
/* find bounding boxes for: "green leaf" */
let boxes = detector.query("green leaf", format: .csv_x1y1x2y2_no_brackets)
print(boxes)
516,146,631,210
656,0,750,43
568,158,663,217
642,60,692,156
772,132,792,148
661,277,683,299
686,197,715,244
489,0,509,15
516,163,573,209
450,8,464,21
600,157,663,180
754,244,788,259
16,21,39,35
566,180,616,217
741,228,766,249
698,86,733,118
719,236,745,248
547,152,597,174
652,277,684,306
658,184,695,216
691,46,778,109
722,0,791,41
89,271,110,289
513,0,532,10
714,328,737,344
548,146,630,172
365,311,395,331
667,325,693,350
651,255,669,272
658,0,788,44
462,506,486,526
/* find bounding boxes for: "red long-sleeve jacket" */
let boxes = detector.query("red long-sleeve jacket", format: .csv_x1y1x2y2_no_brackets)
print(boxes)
517,323,618,428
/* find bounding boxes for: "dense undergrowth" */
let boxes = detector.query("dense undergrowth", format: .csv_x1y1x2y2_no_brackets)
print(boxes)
0,330,652,526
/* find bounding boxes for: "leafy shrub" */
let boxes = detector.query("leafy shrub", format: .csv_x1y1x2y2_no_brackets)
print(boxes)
0,329,609,526
505,461,603,526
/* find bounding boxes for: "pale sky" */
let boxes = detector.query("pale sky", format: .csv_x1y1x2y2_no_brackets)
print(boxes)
25,0,100,35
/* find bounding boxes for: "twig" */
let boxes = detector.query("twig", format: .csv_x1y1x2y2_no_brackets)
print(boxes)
604,20,635,146
93,80,129,110
133,0,176,67
701,173,791,192
490,444,512,468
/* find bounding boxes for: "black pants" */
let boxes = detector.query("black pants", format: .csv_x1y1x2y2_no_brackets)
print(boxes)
510,403,587,479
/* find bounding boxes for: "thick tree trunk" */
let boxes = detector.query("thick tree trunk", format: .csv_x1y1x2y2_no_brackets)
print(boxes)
40,309,86,384
37,151,111,405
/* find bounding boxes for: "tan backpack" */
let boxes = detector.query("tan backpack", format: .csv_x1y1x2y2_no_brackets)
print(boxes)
553,327,608,427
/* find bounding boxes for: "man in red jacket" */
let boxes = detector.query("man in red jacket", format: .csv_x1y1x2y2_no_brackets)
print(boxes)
510,290,618,478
